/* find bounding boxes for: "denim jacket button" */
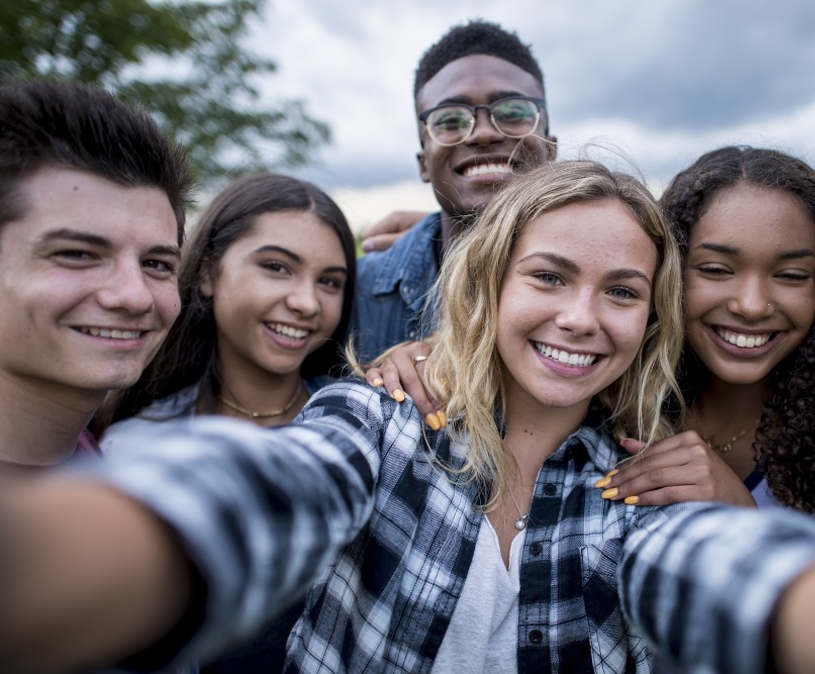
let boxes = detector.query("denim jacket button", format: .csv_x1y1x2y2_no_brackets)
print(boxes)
529,542,542,555
528,629,543,645
543,483,557,496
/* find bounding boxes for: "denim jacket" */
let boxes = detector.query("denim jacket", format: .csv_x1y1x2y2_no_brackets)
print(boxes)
350,212,442,363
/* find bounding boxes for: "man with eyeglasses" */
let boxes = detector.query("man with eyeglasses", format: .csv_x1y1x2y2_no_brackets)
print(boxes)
351,21,557,364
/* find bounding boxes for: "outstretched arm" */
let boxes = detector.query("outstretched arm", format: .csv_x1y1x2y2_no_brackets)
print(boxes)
0,384,385,673
621,504,815,674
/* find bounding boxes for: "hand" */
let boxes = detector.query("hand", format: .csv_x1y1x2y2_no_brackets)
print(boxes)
364,341,444,430
360,211,428,252
594,430,756,507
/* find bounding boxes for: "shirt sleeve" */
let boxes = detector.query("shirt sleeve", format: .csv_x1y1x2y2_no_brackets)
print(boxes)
71,381,391,668
619,503,815,674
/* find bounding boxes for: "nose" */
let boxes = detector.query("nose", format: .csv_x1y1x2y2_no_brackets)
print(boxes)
96,261,156,316
554,287,601,336
286,279,320,318
465,107,505,145
726,275,774,321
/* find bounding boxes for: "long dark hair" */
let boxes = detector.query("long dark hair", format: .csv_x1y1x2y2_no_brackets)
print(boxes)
660,145,815,513
102,172,356,427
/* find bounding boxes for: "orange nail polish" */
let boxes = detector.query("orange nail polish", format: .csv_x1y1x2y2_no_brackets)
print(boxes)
624,495,639,505
425,413,441,431
392,389,405,403
601,487,618,499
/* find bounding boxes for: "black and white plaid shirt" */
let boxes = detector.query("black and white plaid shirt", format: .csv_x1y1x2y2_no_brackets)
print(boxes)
85,380,815,673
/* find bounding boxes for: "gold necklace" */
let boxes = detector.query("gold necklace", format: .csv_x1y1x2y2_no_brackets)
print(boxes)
701,419,759,454
219,382,303,419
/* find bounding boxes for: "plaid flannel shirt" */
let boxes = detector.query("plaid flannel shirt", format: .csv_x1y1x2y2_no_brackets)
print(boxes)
285,382,657,674
78,380,815,673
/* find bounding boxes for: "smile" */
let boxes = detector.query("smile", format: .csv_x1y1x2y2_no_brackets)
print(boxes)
265,322,310,340
75,327,142,339
462,162,512,178
533,341,598,367
713,327,773,349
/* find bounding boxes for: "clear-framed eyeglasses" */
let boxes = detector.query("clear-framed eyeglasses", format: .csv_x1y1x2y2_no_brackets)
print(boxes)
418,96,547,147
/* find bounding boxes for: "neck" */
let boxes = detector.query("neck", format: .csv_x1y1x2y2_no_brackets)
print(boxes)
693,376,767,427
502,390,590,482
0,374,102,466
439,210,477,253
215,361,306,427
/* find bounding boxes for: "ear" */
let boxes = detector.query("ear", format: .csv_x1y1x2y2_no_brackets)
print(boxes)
546,134,558,162
199,267,214,298
417,151,430,183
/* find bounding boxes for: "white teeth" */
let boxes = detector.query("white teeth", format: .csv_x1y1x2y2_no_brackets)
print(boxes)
533,342,597,368
78,327,140,339
463,162,512,177
266,322,309,339
715,328,771,349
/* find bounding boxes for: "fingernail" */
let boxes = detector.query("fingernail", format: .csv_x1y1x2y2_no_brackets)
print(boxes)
425,413,441,431
594,476,611,489
600,488,618,499
392,389,405,403
606,469,619,477
361,240,374,252
372,378,383,387
624,495,639,505
436,410,447,427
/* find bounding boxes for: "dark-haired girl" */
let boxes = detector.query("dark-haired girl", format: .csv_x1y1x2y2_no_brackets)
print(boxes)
100,172,356,673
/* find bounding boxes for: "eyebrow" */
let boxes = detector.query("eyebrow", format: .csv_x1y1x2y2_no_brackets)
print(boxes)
254,245,348,275
437,91,528,106
255,244,302,264
39,228,181,259
519,252,651,285
695,242,815,260
518,252,580,274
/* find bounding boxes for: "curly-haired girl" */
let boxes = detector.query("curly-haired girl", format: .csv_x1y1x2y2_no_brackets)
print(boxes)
599,146,815,514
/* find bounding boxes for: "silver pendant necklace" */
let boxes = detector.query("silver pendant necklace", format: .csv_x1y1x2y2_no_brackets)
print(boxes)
509,489,531,531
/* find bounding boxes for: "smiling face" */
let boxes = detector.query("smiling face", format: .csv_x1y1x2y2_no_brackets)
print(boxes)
495,198,658,416
416,54,555,220
201,210,347,383
684,184,815,387
0,167,181,399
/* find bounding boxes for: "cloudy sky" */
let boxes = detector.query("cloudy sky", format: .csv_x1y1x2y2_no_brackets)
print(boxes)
247,0,815,228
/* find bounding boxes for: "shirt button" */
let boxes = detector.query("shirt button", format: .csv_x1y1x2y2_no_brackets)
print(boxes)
528,629,543,645
543,483,557,496
529,542,542,556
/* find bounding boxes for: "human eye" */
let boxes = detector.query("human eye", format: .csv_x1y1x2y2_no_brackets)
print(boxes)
776,269,813,282
142,258,177,277
52,248,98,265
533,271,563,286
430,106,470,131
261,260,289,275
607,286,641,301
493,99,536,123
694,264,732,276
319,275,345,291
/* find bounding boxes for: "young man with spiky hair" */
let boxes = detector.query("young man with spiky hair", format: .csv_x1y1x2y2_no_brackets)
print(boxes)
351,20,557,364
0,80,192,469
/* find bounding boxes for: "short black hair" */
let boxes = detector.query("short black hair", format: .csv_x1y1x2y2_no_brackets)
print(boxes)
414,20,545,100
0,80,193,245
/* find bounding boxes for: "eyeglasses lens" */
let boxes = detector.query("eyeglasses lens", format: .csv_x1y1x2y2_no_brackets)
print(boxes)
425,98,540,145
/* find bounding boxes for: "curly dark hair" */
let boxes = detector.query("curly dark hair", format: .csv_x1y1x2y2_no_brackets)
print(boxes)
660,145,815,513
414,20,545,103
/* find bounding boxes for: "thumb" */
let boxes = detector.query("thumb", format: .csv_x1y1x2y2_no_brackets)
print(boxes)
620,437,646,455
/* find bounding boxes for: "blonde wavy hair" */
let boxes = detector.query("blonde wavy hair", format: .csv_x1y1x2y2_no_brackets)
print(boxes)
420,160,684,501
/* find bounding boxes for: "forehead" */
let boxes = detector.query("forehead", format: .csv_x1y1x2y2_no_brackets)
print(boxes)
416,53,544,110
227,210,345,261
513,199,658,273
0,167,177,252
692,184,815,251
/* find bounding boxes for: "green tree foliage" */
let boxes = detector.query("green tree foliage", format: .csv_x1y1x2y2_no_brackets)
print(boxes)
0,0,330,184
